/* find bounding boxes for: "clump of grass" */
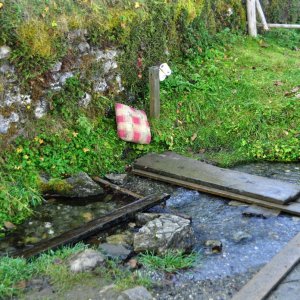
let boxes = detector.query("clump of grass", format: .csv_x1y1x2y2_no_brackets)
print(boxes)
102,259,152,291
0,256,35,298
139,250,199,273
0,243,88,299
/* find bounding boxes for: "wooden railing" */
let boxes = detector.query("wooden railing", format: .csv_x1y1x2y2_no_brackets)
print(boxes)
247,0,300,37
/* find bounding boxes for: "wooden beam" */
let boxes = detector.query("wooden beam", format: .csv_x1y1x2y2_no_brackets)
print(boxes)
247,0,257,37
255,0,269,30
267,23,300,29
12,193,170,259
149,66,160,119
232,232,300,300
93,176,143,199
132,169,300,217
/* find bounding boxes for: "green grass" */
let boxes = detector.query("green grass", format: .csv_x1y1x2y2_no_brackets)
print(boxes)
139,250,199,273
0,243,88,299
1,30,300,233
144,31,300,166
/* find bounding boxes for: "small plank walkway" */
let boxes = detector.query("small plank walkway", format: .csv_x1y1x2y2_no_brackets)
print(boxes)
13,193,169,259
232,232,300,300
132,152,300,215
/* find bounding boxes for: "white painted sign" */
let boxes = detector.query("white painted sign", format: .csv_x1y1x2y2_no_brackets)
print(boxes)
159,63,172,81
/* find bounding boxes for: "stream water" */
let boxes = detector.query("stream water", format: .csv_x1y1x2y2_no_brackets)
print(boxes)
1,161,300,299
154,162,300,299
0,193,130,256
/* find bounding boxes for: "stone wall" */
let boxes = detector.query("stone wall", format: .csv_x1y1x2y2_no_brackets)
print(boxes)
0,29,123,138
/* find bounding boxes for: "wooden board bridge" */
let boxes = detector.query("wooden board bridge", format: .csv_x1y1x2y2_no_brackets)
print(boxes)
132,152,300,216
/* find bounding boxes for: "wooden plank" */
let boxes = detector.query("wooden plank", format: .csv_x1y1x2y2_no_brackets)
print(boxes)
267,23,300,29
256,0,269,30
247,0,257,37
131,169,300,216
149,66,160,119
232,232,300,300
93,177,142,199
13,193,170,259
133,153,300,205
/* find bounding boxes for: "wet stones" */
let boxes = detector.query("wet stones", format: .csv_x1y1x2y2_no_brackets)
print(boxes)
205,240,223,254
133,214,195,255
69,249,105,272
105,173,127,185
42,172,104,198
232,231,252,243
99,285,153,300
99,243,132,261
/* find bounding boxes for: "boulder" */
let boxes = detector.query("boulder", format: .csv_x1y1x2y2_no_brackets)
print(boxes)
64,172,104,198
133,214,195,255
99,243,132,261
69,249,105,272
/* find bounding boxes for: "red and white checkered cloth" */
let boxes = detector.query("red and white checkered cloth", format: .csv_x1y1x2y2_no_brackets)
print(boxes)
115,103,151,144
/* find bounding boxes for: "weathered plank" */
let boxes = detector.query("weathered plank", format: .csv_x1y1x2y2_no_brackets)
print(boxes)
133,152,300,205
131,169,300,216
13,193,169,259
93,176,142,199
232,232,300,300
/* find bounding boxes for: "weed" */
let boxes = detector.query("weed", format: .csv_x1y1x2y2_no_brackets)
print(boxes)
139,250,199,273
103,259,152,291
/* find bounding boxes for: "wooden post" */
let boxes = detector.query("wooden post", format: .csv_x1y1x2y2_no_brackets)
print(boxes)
149,66,160,119
247,0,257,37
256,0,269,31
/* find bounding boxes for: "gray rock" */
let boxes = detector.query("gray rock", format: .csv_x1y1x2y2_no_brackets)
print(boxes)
78,42,90,53
243,205,280,218
99,285,121,300
0,113,19,134
103,60,118,74
51,62,62,73
133,214,195,255
93,79,108,92
205,240,223,254
67,29,88,41
232,231,252,243
0,63,15,74
118,286,153,300
105,173,127,185
34,98,49,119
135,213,162,227
78,92,92,108
99,243,132,260
69,249,105,272
59,72,74,85
0,46,11,60
106,231,133,246
65,172,104,198
3,92,31,107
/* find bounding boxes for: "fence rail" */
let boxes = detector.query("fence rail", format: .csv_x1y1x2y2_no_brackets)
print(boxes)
247,0,300,36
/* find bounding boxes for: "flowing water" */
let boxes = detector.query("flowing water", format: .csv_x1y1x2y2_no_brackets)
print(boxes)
0,193,131,256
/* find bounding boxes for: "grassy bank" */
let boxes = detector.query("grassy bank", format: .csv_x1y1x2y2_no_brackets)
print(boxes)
1,30,300,232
